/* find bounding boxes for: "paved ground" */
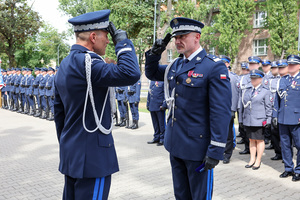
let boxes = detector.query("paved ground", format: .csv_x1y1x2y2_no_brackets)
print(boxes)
0,108,299,200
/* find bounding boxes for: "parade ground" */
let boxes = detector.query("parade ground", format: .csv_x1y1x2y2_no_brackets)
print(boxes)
0,109,299,200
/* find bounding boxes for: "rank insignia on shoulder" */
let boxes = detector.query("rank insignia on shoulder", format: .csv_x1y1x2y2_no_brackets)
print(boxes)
196,57,201,61
214,58,221,62
220,74,227,79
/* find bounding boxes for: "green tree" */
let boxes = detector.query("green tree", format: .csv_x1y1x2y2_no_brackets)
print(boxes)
15,23,70,69
0,0,42,68
265,0,299,59
214,0,255,71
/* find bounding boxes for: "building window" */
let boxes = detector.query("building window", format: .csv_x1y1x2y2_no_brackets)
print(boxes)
209,47,215,55
253,39,267,56
167,49,173,62
253,11,266,28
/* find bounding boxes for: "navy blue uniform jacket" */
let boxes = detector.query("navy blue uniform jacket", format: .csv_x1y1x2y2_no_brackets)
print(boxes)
54,39,140,178
145,49,231,161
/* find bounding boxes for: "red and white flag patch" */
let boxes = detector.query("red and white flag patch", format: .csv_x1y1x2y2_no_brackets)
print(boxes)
220,74,227,79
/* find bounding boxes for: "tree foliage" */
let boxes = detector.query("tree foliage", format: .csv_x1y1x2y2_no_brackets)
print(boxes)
0,0,42,68
264,0,299,59
214,0,255,69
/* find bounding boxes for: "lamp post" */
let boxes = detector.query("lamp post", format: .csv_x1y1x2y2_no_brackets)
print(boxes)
153,0,157,44
57,43,61,66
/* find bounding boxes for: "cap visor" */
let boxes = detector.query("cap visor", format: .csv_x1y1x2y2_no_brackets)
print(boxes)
172,30,192,37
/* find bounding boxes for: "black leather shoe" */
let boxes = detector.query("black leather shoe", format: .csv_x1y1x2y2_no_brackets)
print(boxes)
265,144,274,150
239,150,250,155
279,171,294,178
264,139,270,145
245,162,255,168
292,173,300,182
223,158,230,164
147,139,159,144
252,163,261,170
237,139,245,144
271,155,282,160
157,141,164,146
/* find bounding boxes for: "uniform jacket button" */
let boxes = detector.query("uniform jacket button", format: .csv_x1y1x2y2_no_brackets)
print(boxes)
173,118,177,121
176,82,179,85
175,94,178,97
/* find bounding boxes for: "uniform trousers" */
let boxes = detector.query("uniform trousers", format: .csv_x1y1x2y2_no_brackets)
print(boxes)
170,154,213,200
150,110,165,142
28,95,35,109
47,96,54,113
63,175,111,200
279,124,300,174
271,124,281,156
239,125,249,151
20,93,26,108
129,102,139,120
117,100,126,118
40,95,47,111
35,95,40,108
224,117,234,160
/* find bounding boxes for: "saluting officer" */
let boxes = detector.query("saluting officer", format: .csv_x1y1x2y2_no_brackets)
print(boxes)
240,69,272,170
45,67,55,120
219,55,240,164
145,17,231,199
147,80,167,146
54,10,140,199
266,61,282,160
33,68,42,117
238,56,262,155
115,86,128,127
273,55,300,182
126,80,141,129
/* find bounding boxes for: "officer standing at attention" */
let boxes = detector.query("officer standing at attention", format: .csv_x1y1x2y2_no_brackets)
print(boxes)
145,17,231,200
273,55,300,182
115,86,128,127
19,68,28,113
1,69,8,109
147,80,167,146
45,67,55,120
54,10,140,199
33,68,42,117
219,55,239,164
126,80,141,129
39,68,49,119
265,61,282,161
240,69,272,170
26,68,36,116
238,56,262,155
13,68,22,112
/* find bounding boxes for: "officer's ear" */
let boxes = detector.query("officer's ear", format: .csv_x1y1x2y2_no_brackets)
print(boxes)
90,32,97,44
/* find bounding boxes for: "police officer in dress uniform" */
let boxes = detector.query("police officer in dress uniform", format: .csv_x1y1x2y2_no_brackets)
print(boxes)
115,86,128,127
13,68,22,112
19,68,28,113
8,68,16,110
219,55,240,164
266,61,282,160
238,56,262,155
54,10,140,199
1,69,8,109
39,68,49,119
26,68,36,115
126,80,141,129
6,69,13,110
145,17,231,200
240,69,272,170
261,59,272,145
33,68,42,117
273,55,300,182
45,67,55,120
147,80,167,146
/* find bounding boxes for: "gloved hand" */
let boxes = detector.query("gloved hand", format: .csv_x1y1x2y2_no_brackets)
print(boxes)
160,106,166,111
51,96,54,100
231,111,235,119
264,124,271,129
272,118,278,129
239,123,244,129
147,106,149,111
134,102,138,106
123,99,128,104
107,22,128,45
203,156,219,171
150,33,172,55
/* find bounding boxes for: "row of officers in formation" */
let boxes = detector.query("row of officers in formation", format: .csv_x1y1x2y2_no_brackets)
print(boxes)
1,67,56,120
0,67,143,129
219,54,300,182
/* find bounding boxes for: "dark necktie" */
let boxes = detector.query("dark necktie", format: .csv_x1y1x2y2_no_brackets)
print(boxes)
251,88,256,97
177,58,189,73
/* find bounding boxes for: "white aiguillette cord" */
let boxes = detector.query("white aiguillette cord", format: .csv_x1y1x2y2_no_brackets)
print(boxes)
82,52,113,134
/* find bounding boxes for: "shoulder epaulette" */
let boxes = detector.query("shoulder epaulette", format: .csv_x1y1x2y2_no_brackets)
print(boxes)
206,54,221,62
